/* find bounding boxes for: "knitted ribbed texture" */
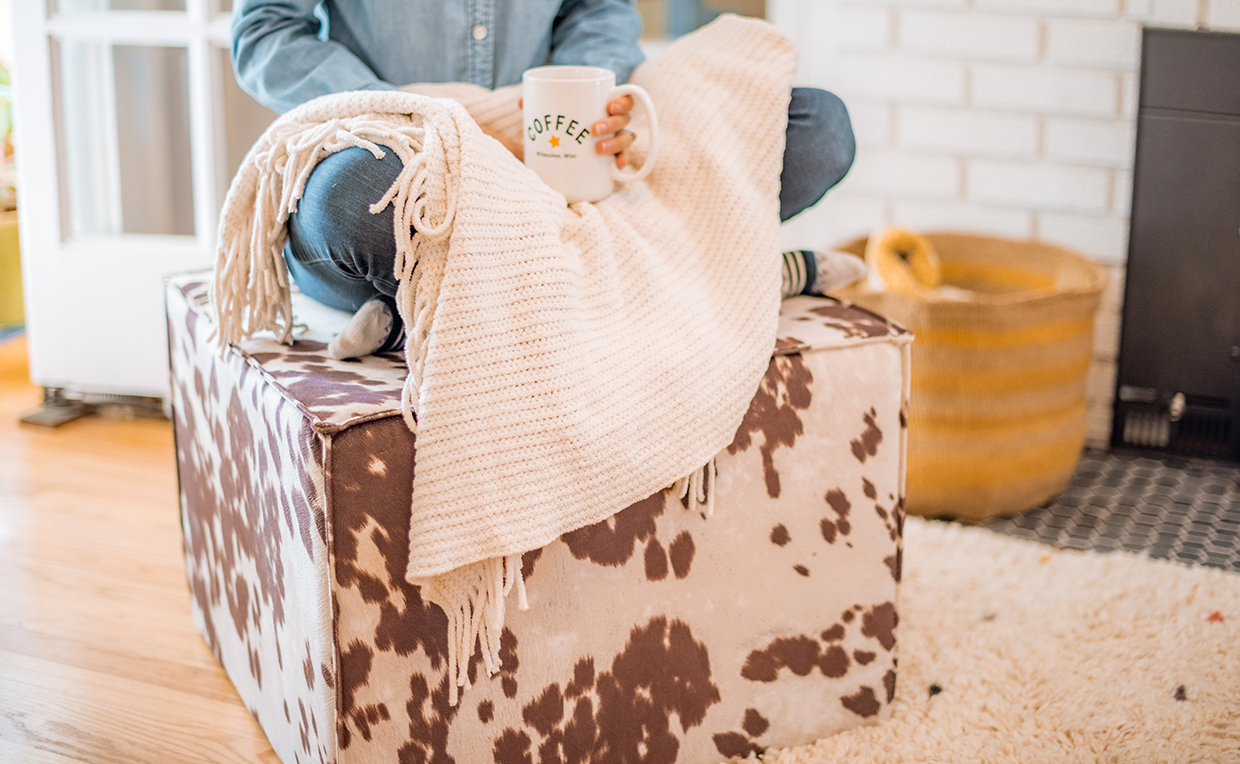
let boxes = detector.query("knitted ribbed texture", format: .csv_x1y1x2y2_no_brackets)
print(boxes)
213,15,795,703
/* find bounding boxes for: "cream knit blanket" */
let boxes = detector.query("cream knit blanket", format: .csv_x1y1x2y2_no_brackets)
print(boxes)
213,15,795,702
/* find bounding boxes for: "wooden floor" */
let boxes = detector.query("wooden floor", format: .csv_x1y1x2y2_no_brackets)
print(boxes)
0,337,281,763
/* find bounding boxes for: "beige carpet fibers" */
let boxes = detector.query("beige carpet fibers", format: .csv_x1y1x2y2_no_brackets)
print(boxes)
758,518,1240,764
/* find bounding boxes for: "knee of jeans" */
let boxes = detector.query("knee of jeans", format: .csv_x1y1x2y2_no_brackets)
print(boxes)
794,88,857,191
286,146,403,267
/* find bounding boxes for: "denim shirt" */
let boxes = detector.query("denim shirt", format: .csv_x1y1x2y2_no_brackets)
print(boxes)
232,0,646,114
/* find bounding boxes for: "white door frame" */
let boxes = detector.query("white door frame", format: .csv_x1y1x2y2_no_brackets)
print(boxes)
12,0,233,398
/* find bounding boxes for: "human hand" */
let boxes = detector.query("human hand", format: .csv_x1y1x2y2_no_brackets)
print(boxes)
592,95,635,169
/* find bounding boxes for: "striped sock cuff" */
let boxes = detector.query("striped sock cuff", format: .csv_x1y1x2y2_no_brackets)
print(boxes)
780,250,820,298
781,249,806,298
799,249,818,295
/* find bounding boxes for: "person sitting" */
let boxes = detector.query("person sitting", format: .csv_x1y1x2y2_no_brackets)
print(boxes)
232,0,862,358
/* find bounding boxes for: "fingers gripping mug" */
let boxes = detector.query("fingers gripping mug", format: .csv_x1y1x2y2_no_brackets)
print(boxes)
522,65,660,204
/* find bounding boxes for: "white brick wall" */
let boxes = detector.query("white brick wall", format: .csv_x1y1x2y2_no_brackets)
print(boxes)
899,107,1038,158
1044,117,1135,168
847,101,893,148
778,194,886,251
839,150,962,198
775,0,1240,446
831,6,893,52
899,11,1041,62
1126,0,1200,26
1037,212,1129,263
968,160,1111,213
972,64,1119,116
974,0,1120,17
1046,19,1141,69
827,53,967,104
874,0,969,9
1208,0,1240,26
1120,71,1141,118
1112,170,1133,215
891,200,1035,237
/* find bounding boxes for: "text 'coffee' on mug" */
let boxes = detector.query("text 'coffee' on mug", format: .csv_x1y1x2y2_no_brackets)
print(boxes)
522,65,659,204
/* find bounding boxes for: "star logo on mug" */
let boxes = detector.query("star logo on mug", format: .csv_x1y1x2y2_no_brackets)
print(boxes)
549,135,561,147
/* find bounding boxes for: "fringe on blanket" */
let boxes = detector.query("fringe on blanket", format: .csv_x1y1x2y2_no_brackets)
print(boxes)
211,107,452,436
413,552,530,707
432,456,718,706
673,457,718,517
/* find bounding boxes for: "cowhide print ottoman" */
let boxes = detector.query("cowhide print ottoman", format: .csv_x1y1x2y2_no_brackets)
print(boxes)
167,272,912,764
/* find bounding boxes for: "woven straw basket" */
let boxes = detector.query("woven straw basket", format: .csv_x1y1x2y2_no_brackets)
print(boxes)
834,233,1109,520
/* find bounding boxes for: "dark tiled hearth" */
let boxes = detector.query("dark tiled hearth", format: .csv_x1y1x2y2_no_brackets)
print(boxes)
981,449,1240,572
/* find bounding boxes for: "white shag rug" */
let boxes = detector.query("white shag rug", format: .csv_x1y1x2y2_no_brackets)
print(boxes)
757,517,1240,764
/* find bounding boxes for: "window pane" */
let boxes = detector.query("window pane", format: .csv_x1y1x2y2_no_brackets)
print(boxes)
216,47,278,211
58,42,195,237
639,0,765,40
57,0,186,12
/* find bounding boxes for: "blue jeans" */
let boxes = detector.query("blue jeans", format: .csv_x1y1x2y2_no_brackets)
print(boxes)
285,87,855,312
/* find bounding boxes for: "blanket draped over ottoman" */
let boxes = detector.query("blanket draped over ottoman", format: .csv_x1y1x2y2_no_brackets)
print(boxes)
212,16,796,702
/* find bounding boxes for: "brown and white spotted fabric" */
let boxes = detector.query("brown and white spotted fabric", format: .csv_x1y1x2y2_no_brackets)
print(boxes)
168,274,912,764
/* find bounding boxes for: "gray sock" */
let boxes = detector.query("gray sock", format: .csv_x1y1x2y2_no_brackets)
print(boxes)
327,298,395,359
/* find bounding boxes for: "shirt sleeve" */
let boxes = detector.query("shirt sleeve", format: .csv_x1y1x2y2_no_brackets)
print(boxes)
232,0,400,114
550,0,646,84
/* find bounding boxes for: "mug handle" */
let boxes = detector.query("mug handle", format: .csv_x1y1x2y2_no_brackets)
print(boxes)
607,84,659,184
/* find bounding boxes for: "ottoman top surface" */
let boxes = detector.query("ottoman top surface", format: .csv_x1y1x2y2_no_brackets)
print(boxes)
170,272,909,434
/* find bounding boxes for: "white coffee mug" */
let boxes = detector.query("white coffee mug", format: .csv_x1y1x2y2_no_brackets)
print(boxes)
522,65,659,204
